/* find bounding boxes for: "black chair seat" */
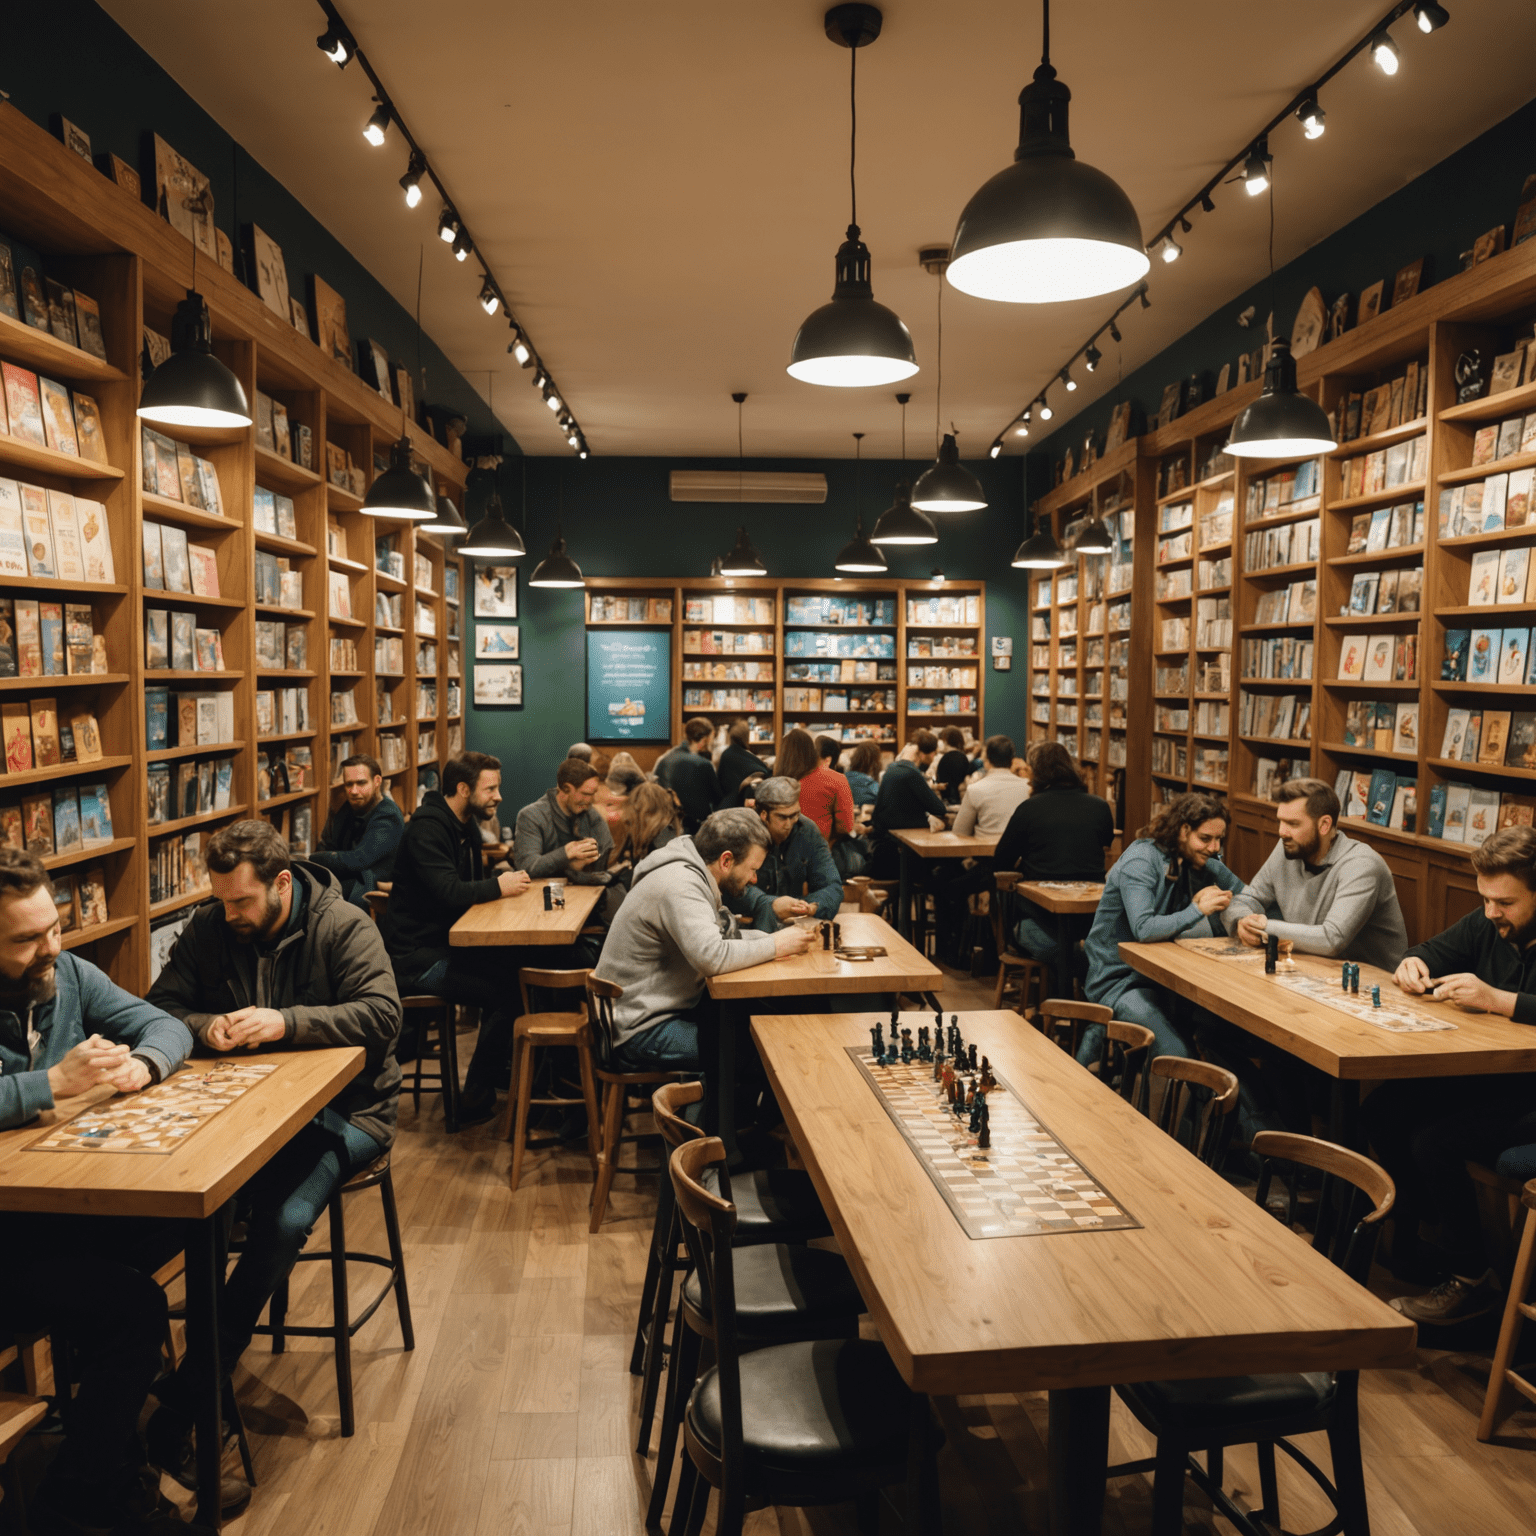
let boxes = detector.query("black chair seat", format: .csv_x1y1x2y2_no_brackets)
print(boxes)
702,1165,831,1243
681,1244,863,1334
687,1338,910,1471
1121,1371,1335,1435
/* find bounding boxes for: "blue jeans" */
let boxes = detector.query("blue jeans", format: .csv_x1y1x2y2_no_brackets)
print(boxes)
1077,985,1194,1067
1014,916,1058,964
615,1017,702,1072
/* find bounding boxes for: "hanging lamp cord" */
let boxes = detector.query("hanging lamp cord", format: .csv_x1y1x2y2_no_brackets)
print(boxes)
1041,0,1050,66
934,276,944,453
1267,174,1277,350
849,37,858,230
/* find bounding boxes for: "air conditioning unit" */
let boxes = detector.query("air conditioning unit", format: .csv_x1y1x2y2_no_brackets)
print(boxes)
669,470,827,504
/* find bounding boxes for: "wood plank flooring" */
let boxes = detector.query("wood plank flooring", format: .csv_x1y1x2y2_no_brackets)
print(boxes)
161,971,1536,1536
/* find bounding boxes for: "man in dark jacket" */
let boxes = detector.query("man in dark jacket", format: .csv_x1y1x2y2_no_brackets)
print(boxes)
655,715,721,833
311,752,405,906
513,756,614,885
716,720,766,800
1364,826,1536,1323
724,776,841,932
145,819,402,1503
382,751,531,1122
868,729,947,879
0,845,209,1535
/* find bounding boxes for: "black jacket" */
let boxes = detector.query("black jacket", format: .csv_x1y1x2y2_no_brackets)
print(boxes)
716,743,766,799
871,759,946,840
312,794,405,887
380,790,502,981
656,744,721,833
146,862,402,1149
1405,910,1536,1026
994,786,1115,882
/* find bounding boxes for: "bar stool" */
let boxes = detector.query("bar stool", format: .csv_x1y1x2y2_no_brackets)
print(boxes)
256,1152,414,1438
497,967,602,1192
991,873,1051,1016
1479,1177,1536,1441
0,1337,51,1525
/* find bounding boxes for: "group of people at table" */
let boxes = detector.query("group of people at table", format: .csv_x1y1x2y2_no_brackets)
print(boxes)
1,714,1534,1533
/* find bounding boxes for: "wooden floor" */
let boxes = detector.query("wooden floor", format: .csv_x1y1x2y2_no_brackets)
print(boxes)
142,969,1536,1536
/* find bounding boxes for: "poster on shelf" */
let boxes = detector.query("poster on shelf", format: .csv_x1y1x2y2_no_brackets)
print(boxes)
586,628,671,741
473,663,522,707
472,564,519,619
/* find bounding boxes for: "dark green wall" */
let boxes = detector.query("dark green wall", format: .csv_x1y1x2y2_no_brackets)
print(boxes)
1025,94,1536,497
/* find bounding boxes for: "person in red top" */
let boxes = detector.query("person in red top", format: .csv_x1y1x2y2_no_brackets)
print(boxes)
776,728,853,843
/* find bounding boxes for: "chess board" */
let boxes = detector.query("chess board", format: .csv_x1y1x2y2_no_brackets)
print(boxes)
1025,881,1103,895
1177,936,1265,961
1275,973,1456,1034
846,1048,1139,1240
31,1061,279,1155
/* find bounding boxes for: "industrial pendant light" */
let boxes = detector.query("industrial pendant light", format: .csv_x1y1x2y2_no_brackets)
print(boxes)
138,194,251,429
459,493,525,556
912,261,987,514
1011,505,1067,568
786,6,918,388
1225,182,1336,460
421,494,469,538
1071,509,1114,555
716,393,769,576
834,434,888,573
364,248,435,518
529,474,585,587
872,392,937,545
947,0,1149,304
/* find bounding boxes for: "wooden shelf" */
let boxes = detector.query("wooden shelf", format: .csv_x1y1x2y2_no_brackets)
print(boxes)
327,484,365,512
1239,620,1316,635
258,730,318,744
1439,450,1536,486
0,576,129,596
255,603,315,619
1241,736,1313,751
61,915,137,950
1245,560,1317,582
1431,680,1536,696
257,787,321,809
0,672,128,691
255,530,318,558
1239,504,1322,531
148,888,213,920
43,836,137,872
146,740,245,762
328,553,368,572
145,591,244,609
1438,526,1536,551
1326,481,1427,512
141,491,242,532
0,753,132,787
257,668,316,679
0,435,124,483
1436,603,1536,619
0,308,130,383
253,445,322,493
145,669,242,682
1320,741,1417,764
150,802,252,838
1322,612,1423,627
328,614,366,629
1439,380,1536,424
1426,756,1536,783
1322,679,1420,691
1326,545,1426,569
1329,417,1428,458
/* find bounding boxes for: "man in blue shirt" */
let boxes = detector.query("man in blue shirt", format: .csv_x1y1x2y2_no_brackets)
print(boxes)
725,776,842,932
0,846,211,1534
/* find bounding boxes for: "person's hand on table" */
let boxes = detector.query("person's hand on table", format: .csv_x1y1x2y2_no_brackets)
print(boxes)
205,1007,287,1051
565,838,600,870
1428,972,1514,1015
1394,955,1433,994
1234,912,1267,947
1194,885,1232,916
100,1055,153,1094
771,896,814,921
773,925,815,958
498,869,531,898
46,1035,129,1098
926,814,947,832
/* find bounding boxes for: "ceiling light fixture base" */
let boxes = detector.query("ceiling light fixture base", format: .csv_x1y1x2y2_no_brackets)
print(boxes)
824,4,882,48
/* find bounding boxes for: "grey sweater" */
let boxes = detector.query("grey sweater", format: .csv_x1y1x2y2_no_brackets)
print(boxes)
1222,830,1408,973
513,788,613,884
595,837,775,1047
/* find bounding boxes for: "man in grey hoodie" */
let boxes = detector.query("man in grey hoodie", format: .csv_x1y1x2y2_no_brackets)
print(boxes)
1222,777,1408,970
596,808,813,1071
513,756,614,886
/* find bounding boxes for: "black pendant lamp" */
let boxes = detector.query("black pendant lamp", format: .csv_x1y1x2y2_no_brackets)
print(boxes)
421,494,469,538
834,433,888,573
364,248,435,519
719,526,768,578
872,392,937,545
786,6,918,388
529,474,585,587
459,493,525,557
947,0,1149,304
1225,181,1336,460
1011,505,1067,568
911,265,987,513
1071,508,1114,554
138,194,251,428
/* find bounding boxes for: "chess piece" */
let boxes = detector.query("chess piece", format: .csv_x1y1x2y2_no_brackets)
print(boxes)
941,1063,955,1102
979,1056,996,1092
1264,933,1278,974
1341,963,1349,993
821,920,832,950
977,1096,991,1149
1351,966,1360,995
900,1028,913,1064
1372,985,1381,1008
833,920,842,947
967,1043,978,1073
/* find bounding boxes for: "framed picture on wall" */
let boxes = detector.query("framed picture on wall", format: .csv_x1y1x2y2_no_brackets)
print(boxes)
474,663,522,706
475,624,519,658
472,563,518,618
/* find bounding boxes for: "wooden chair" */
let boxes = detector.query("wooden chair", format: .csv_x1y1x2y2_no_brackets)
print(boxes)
666,1136,937,1536
1150,1057,1239,1169
991,872,1051,1015
496,967,602,1192
1479,1177,1536,1442
1109,1131,1395,1536
1100,1019,1155,1113
365,889,463,1133
1038,998,1112,1058
585,975,682,1234
841,875,891,915
0,1337,49,1528
256,1152,414,1437
1467,1160,1529,1283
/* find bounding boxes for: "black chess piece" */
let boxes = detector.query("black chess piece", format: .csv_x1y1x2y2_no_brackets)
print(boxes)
967,1044,978,1073
900,1028,913,1064
977,1097,991,1150
869,1024,883,1059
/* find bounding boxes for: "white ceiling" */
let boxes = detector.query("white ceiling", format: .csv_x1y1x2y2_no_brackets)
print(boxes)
102,0,1536,460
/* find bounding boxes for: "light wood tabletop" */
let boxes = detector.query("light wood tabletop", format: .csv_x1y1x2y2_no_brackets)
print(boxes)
449,881,604,946
705,911,941,1000
1015,880,1105,915
753,1008,1413,1396
0,1048,363,1220
891,828,999,859
1119,941,1536,1081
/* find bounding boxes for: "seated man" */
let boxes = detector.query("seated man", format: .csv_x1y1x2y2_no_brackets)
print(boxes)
0,846,206,1534
868,728,947,880
514,755,614,886
655,715,721,834
716,720,767,801
597,808,812,1073
1223,778,1407,968
382,751,531,1123
146,820,401,1503
933,726,971,805
310,752,406,908
1362,826,1536,1322
1082,790,1242,1065
725,776,842,933
954,734,1030,838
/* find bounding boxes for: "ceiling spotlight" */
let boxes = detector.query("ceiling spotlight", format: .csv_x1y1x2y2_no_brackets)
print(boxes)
1371,29,1399,74
567,429,581,449
317,27,352,66
1014,422,1030,438
437,209,457,243
1138,288,1151,309
1296,96,1326,140
400,154,425,208
989,438,1004,459
1161,234,1182,263
1414,3,1448,33
363,102,391,148
533,369,550,390
1199,193,1215,213
1084,344,1101,372
544,386,563,413
452,230,471,262
508,329,532,367
1109,322,1122,342
478,279,500,315
1038,401,1053,422
1061,367,1077,393
1242,137,1270,197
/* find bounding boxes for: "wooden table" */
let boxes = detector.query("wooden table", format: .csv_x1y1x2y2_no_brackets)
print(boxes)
449,881,604,946
1015,880,1105,992
753,1010,1413,1535
704,912,942,1160
890,828,999,942
0,1048,363,1528
1120,941,1536,1144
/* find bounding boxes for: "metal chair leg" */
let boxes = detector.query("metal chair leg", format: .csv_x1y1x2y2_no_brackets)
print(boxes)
378,1168,415,1351
327,1192,355,1438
